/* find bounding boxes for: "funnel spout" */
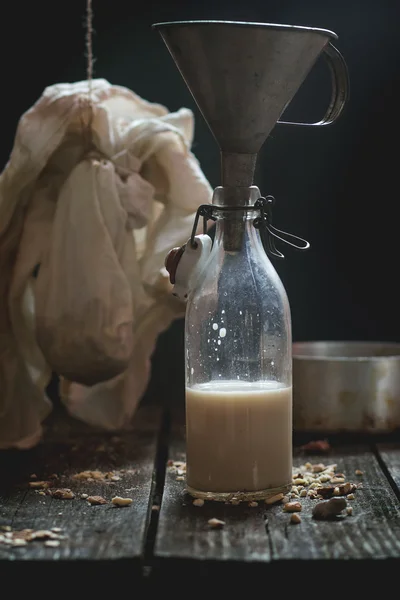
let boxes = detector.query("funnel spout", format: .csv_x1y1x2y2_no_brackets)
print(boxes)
221,153,257,187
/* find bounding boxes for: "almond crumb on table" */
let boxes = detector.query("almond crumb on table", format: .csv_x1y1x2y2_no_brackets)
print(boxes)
290,513,302,524
51,488,75,499
265,493,284,505
171,457,361,525
193,498,204,507
283,501,302,512
29,481,49,489
0,527,67,547
87,495,107,505
256,459,361,520
312,497,347,520
45,540,60,547
208,518,225,528
111,496,133,506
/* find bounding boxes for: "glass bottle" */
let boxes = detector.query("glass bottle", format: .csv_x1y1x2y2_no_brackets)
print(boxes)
185,186,292,501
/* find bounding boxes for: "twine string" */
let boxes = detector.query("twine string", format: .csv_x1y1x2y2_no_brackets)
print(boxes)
81,0,94,151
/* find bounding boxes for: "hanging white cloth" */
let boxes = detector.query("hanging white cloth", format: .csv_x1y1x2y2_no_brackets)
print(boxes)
0,78,212,448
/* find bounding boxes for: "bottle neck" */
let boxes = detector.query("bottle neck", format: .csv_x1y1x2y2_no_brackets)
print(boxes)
212,210,265,255
211,185,262,252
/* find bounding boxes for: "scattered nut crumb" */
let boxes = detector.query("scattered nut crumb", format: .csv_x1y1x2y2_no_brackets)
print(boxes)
341,482,354,495
311,463,326,473
111,496,133,506
315,482,357,498
176,476,185,481
283,501,302,512
167,461,187,478
27,530,63,541
309,482,320,489
11,538,27,546
249,501,258,507
51,488,75,499
80,493,88,499
87,495,107,505
208,518,225,528
45,540,60,547
30,474,37,479
331,477,345,484
265,493,284,505
319,475,331,483
193,498,204,507
293,478,306,486
29,481,49,489
347,493,355,500
355,469,363,476
73,470,120,482
151,505,160,512
290,513,302,524
346,506,353,515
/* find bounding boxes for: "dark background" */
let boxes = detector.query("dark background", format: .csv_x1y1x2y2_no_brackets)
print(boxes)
1,0,398,403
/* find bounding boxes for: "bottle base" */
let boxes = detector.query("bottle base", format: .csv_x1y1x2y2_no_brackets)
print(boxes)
186,482,291,502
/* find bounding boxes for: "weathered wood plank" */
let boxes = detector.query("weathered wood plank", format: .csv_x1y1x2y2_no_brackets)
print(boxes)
0,405,161,569
376,443,400,493
154,437,270,564
153,424,400,579
267,444,400,561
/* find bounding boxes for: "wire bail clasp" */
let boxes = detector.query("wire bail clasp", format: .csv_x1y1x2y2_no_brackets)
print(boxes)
189,195,310,258
253,195,310,259
190,205,216,248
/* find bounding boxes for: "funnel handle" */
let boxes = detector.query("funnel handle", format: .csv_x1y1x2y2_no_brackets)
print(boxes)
277,42,349,127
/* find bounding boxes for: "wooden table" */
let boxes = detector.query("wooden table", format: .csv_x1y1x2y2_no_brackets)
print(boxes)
1,401,399,591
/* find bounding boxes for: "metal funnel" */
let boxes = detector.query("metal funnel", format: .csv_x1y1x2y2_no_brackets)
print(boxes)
153,20,348,187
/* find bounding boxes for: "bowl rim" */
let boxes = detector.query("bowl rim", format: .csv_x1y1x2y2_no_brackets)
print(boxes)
293,340,400,361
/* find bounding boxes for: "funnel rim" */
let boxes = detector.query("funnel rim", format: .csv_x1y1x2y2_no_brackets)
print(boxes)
151,19,338,40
